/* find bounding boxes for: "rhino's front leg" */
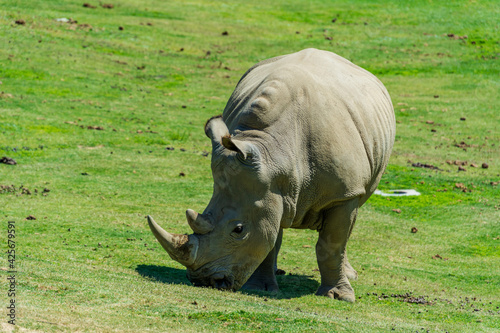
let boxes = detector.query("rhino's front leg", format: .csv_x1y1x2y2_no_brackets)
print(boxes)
344,255,358,281
315,198,359,302
242,228,283,293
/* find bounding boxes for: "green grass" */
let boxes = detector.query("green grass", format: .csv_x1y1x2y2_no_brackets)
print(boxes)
0,0,499,332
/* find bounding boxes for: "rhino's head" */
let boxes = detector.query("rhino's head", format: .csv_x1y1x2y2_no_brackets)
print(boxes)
148,116,284,291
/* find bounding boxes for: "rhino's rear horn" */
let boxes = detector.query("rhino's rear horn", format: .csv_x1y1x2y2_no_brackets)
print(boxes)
186,209,214,234
147,215,198,267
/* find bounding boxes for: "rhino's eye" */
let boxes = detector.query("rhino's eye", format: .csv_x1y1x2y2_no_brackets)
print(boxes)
232,225,243,234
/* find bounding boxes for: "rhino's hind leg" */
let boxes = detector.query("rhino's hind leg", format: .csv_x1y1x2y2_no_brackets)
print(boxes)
315,198,359,302
242,228,283,293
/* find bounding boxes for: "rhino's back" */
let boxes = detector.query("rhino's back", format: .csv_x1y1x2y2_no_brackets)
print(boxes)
223,49,395,220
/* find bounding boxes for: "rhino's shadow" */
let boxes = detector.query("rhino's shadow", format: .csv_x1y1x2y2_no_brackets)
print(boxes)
136,265,319,300
242,274,320,300
136,265,190,285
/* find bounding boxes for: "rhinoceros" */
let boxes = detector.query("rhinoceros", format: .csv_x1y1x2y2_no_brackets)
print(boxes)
147,48,395,302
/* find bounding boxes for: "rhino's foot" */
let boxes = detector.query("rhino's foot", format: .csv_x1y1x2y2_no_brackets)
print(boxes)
316,279,355,302
344,261,358,281
241,276,279,293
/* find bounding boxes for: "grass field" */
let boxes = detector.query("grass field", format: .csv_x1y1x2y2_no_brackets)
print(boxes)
1,0,499,332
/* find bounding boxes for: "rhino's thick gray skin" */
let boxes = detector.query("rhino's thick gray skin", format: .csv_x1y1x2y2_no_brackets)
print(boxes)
148,48,395,302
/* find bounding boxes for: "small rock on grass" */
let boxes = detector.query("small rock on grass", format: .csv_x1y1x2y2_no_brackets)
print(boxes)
26,215,36,220
411,227,418,233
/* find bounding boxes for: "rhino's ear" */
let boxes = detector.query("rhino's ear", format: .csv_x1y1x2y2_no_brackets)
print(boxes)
204,115,229,144
221,135,260,161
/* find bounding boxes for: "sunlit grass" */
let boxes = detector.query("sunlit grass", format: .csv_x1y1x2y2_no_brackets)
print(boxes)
0,0,499,332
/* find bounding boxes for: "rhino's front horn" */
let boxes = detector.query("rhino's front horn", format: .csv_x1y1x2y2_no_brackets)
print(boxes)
147,215,198,267
186,209,214,234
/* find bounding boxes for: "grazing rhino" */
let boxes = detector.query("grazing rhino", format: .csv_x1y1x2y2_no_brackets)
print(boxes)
147,48,395,302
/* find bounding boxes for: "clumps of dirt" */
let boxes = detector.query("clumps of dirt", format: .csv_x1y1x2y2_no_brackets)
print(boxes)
432,254,449,261
445,33,468,40
365,292,434,305
83,2,113,8
15,19,26,25
454,141,473,150
0,157,16,165
392,209,402,214
26,215,36,220
87,125,104,130
446,160,467,166
65,121,104,130
446,160,490,171
1,184,51,196
135,129,158,134
411,162,442,171
455,183,475,193
55,17,92,31
455,183,473,193
411,227,418,233
399,293,432,305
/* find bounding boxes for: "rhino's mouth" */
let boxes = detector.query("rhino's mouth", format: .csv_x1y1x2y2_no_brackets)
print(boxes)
188,270,238,291
191,272,235,290
186,259,243,291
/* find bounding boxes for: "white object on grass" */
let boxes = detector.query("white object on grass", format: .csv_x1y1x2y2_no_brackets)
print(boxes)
374,189,421,197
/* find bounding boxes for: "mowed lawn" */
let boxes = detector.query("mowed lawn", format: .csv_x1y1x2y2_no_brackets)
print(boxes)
0,0,499,332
